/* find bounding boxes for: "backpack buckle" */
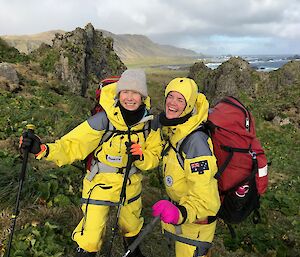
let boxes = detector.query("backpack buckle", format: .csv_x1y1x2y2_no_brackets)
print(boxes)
249,150,257,159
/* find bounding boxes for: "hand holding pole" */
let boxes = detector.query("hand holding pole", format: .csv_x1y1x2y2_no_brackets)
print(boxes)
6,124,35,257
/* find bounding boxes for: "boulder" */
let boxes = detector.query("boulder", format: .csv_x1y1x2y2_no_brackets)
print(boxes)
0,62,22,92
0,62,19,84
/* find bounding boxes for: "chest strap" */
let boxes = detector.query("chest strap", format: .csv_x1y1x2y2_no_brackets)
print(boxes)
87,160,138,181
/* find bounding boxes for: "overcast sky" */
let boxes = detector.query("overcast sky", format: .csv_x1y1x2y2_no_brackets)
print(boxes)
0,0,299,55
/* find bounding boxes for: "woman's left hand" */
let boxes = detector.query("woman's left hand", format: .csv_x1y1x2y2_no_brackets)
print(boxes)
152,200,180,224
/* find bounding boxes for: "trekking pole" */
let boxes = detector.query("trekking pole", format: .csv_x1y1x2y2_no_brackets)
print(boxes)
107,127,133,257
6,124,35,257
122,216,160,257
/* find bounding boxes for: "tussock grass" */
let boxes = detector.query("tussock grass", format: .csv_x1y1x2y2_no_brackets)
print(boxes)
0,66,299,256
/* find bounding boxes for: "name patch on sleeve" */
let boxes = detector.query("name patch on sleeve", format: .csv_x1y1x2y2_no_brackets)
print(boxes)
190,160,209,174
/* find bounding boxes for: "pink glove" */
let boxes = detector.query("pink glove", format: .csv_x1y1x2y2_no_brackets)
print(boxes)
152,200,180,224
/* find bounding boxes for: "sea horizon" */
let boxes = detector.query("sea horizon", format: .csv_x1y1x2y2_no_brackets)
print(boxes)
200,54,300,72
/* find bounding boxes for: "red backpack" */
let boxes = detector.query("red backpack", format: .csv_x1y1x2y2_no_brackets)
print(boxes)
174,96,268,226
91,76,121,115
86,76,120,170
207,96,268,224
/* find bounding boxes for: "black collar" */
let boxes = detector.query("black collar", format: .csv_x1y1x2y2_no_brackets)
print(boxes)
159,111,192,126
117,101,147,127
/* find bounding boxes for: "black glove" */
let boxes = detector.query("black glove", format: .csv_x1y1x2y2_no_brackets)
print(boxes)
20,131,42,155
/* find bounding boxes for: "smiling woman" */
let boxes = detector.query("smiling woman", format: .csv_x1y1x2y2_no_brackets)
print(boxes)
165,91,187,119
153,77,220,257
19,68,163,257
119,90,143,111
116,69,150,127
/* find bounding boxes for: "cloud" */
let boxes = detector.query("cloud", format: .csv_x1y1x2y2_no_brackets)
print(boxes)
0,0,299,54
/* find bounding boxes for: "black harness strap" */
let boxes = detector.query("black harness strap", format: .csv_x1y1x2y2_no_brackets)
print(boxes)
214,145,252,180
163,230,212,257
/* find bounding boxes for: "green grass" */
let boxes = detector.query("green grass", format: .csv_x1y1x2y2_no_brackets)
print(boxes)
0,67,299,257
0,37,29,63
124,56,198,68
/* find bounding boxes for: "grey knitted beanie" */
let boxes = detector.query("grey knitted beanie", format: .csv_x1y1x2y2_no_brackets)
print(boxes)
116,69,148,97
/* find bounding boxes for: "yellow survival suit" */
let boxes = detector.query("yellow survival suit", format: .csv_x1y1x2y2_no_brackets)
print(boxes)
44,83,162,252
158,78,220,257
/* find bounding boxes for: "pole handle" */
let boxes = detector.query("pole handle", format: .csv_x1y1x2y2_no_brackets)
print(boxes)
19,124,35,179
26,124,35,131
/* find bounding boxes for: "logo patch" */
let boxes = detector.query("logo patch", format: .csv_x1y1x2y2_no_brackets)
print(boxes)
106,155,122,163
190,160,209,174
165,175,173,187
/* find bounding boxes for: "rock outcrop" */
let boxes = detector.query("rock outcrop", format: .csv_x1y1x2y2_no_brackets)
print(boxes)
188,57,300,127
0,62,21,92
30,23,126,96
0,62,19,84
189,57,300,104
189,57,263,103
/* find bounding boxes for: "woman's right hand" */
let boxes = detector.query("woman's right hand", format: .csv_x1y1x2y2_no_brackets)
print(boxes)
19,132,48,158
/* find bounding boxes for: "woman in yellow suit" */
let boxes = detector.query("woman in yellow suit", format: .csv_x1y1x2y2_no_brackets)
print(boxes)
21,69,162,257
152,78,220,257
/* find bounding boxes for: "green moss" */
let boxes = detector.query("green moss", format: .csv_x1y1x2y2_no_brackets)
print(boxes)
0,52,299,257
40,49,60,73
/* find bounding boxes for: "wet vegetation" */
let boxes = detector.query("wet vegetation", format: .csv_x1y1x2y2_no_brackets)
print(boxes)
0,47,299,256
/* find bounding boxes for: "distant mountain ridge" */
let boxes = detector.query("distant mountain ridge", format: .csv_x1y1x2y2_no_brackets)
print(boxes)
1,30,64,54
1,28,199,61
99,29,198,60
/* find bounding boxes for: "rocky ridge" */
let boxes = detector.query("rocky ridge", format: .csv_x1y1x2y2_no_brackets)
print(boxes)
188,57,300,127
1,23,126,97
2,28,199,61
30,23,126,96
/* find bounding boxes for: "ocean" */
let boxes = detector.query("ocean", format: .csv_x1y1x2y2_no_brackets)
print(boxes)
155,54,300,72
203,54,300,72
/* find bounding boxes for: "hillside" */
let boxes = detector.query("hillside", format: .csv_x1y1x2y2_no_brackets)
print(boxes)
1,28,199,63
99,29,198,60
1,30,64,54
0,27,299,256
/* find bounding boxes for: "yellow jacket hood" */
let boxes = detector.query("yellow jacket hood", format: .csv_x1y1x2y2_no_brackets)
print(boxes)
165,77,198,117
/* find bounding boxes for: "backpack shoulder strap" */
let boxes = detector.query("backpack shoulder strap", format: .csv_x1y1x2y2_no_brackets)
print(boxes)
143,120,151,140
99,120,115,145
174,125,208,169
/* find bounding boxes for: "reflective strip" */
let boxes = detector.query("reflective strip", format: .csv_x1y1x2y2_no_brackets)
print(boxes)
163,230,212,257
258,165,268,177
87,161,138,181
81,198,118,206
81,192,141,206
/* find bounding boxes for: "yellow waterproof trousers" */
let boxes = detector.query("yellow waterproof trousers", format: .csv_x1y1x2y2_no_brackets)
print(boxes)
72,173,144,252
162,221,216,257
